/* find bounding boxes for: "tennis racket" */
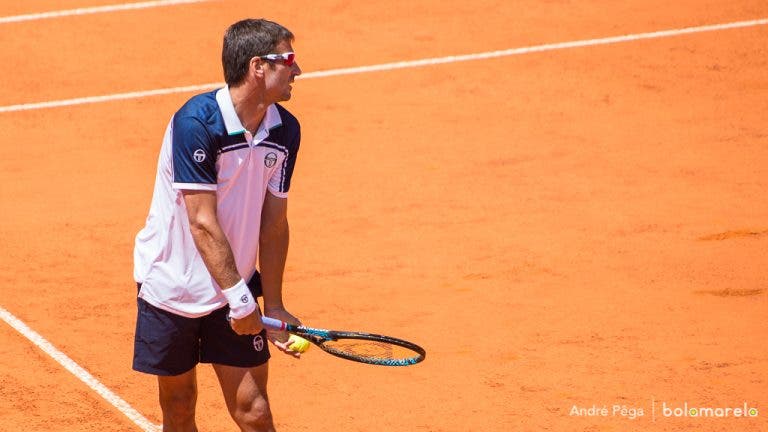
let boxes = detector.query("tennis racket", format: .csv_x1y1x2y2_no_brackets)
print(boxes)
261,316,426,366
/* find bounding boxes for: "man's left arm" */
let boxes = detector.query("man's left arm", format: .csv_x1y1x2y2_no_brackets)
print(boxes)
259,191,301,346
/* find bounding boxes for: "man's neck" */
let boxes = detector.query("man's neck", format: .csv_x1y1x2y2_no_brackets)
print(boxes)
229,84,270,135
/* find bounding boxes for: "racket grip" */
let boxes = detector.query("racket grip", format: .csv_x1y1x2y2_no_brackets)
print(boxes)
261,316,287,331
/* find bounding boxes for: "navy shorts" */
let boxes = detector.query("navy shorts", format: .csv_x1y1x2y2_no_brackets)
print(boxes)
133,276,270,376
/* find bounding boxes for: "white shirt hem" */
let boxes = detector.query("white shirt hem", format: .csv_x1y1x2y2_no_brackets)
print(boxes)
138,291,227,318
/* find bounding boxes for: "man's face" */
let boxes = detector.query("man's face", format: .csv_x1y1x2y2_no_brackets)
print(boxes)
262,39,301,102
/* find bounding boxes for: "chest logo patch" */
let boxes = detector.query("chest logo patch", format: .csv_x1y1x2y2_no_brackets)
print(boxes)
264,152,278,168
193,149,206,163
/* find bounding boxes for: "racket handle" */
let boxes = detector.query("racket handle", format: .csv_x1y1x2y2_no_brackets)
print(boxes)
261,316,287,331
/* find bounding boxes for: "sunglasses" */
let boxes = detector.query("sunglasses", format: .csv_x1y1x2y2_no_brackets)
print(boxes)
259,52,296,66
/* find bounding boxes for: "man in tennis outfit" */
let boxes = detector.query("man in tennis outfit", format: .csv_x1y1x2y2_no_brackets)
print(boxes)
133,19,302,432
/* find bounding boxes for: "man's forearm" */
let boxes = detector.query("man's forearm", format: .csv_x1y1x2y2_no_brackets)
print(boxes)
187,203,262,333
259,222,289,310
189,221,242,290
183,190,243,290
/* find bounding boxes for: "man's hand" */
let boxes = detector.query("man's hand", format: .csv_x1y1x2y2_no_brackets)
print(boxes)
264,307,303,358
229,310,264,335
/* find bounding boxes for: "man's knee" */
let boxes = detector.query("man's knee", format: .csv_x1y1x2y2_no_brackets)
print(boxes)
233,396,274,431
161,390,197,421
159,376,197,424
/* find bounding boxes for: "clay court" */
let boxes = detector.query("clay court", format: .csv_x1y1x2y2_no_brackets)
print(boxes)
1,1,766,431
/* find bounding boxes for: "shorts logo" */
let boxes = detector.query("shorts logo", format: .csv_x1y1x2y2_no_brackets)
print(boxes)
264,152,277,168
193,149,206,163
240,294,249,304
253,335,264,351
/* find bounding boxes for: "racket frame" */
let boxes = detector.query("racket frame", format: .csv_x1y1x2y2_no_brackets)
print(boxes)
261,316,425,366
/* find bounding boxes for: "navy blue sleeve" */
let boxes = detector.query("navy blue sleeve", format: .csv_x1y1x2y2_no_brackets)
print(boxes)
266,119,301,197
172,115,217,187
280,124,300,193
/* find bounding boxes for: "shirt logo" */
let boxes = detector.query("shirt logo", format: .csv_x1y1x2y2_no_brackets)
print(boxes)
193,149,206,163
253,335,264,351
264,152,277,168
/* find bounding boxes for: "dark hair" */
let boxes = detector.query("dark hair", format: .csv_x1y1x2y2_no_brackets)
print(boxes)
222,19,294,86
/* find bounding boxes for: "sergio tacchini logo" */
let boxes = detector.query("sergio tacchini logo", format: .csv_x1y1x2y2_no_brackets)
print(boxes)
193,149,206,163
264,152,277,168
253,335,264,351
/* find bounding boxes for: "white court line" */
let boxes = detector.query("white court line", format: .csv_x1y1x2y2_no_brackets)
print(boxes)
0,83,223,113
0,306,160,432
0,0,208,24
1,17,765,114
305,18,768,78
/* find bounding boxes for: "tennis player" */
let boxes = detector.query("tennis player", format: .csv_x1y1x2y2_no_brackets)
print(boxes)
133,18,302,432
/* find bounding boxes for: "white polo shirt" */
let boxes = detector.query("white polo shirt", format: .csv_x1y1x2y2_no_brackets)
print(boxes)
133,87,301,317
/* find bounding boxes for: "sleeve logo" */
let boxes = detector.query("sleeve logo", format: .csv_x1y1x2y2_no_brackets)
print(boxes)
193,149,206,163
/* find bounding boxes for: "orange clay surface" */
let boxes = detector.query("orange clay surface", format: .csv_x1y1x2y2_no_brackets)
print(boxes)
1,1,767,431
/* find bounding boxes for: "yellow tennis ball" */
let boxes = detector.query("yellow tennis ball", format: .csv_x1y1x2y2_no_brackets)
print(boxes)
288,334,310,353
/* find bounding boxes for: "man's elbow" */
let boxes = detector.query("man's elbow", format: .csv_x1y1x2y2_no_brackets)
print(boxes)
187,213,218,237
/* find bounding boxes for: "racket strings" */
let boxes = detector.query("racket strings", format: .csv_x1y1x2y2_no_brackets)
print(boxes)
320,339,419,362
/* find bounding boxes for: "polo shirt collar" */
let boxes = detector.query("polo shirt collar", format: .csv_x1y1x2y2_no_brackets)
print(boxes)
215,86,282,138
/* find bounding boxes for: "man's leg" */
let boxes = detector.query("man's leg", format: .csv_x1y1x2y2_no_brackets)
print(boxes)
213,362,274,432
134,292,202,432
158,367,199,432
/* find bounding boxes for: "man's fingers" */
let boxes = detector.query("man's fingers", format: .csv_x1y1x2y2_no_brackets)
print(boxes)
270,338,301,358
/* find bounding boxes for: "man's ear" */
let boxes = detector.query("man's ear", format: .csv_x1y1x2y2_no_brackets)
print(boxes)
250,57,265,79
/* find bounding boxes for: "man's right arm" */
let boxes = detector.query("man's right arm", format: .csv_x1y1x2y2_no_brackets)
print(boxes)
182,189,263,335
